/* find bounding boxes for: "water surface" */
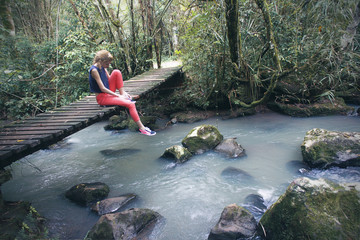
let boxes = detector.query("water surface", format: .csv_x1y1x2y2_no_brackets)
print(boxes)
2,112,360,239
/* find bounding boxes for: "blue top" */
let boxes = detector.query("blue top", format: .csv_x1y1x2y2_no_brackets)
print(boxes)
89,65,109,93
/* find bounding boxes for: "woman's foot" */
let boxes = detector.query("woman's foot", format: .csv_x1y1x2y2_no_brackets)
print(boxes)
139,127,156,136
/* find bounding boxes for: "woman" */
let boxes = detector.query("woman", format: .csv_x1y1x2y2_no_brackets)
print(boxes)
89,50,156,136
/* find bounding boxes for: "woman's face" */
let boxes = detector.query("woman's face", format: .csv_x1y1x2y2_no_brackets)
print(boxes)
102,59,112,68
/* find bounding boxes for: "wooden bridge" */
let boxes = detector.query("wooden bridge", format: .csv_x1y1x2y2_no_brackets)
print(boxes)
0,65,183,168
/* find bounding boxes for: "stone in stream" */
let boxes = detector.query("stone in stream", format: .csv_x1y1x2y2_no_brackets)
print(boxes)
257,177,360,240
208,203,257,240
242,194,267,219
100,148,141,157
85,208,162,240
161,145,192,163
65,182,110,206
214,138,246,158
301,128,360,169
91,194,137,215
221,167,254,183
181,124,223,154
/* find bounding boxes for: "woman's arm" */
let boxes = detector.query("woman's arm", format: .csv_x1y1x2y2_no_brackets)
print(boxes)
91,69,124,98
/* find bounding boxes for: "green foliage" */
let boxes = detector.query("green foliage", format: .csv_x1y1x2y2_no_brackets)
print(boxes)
177,0,360,109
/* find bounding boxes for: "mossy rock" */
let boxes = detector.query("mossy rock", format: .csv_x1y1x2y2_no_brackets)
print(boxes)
65,182,110,206
257,177,360,240
182,125,223,154
301,128,360,168
209,203,257,240
104,113,129,130
161,145,192,163
85,208,162,240
267,98,354,117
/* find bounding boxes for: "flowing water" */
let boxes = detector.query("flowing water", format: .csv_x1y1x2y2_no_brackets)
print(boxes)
2,111,360,240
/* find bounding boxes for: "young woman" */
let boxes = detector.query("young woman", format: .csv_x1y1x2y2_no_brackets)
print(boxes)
89,50,156,136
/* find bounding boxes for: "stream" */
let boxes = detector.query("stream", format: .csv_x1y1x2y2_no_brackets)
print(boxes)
2,111,360,240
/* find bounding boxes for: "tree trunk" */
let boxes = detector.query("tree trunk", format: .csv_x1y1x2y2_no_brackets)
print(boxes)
225,0,239,66
0,0,15,36
139,0,153,70
129,0,138,73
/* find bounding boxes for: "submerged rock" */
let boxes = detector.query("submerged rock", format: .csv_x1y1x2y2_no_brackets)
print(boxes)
65,182,110,206
161,145,192,163
100,148,141,157
85,208,162,240
221,167,254,183
258,177,360,240
208,203,257,240
215,138,245,158
242,194,267,219
91,194,137,215
301,128,360,168
182,125,223,154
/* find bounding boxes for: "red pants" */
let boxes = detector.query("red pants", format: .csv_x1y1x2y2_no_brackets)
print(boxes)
96,70,140,122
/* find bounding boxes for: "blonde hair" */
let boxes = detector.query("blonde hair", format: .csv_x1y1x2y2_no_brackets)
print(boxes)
92,50,114,65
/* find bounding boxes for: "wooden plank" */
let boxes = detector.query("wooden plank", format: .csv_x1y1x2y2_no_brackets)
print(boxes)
0,130,64,137
0,150,12,159
0,139,41,148
0,144,28,154
0,134,54,142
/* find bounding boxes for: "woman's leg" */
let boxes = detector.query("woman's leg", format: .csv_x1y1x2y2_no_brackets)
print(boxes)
96,93,141,124
108,69,124,93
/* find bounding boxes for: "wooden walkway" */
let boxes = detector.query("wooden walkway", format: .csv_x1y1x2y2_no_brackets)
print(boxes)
0,66,182,168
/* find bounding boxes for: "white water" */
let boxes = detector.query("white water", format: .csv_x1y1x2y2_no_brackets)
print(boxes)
2,112,360,240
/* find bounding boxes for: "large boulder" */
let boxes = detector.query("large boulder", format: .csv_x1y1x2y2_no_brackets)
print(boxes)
257,177,360,240
91,194,137,215
85,208,162,240
182,125,223,154
208,203,257,240
161,145,192,163
65,182,110,206
301,128,360,168
215,138,245,158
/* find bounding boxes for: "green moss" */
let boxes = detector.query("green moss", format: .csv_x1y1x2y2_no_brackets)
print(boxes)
259,179,360,240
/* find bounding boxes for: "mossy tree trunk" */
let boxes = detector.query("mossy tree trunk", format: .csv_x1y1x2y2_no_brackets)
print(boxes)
225,0,283,108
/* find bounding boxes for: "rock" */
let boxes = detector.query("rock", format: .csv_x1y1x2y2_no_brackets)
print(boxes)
208,203,257,240
301,128,360,168
104,113,129,130
182,125,223,154
91,194,137,215
215,138,245,158
65,182,110,206
267,98,354,117
85,208,162,240
170,110,216,123
221,167,254,183
161,145,192,163
257,177,360,240
100,148,141,157
242,194,267,219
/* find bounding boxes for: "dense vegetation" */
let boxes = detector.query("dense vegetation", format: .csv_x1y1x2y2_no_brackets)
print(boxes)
0,0,359,121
